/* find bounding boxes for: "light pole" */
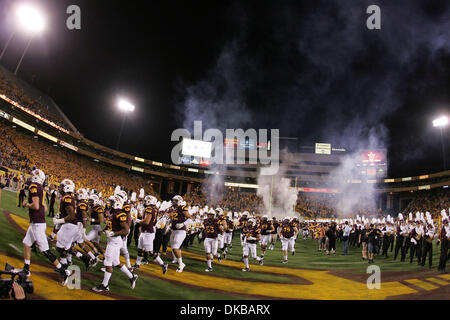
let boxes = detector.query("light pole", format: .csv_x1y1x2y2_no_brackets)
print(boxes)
433,116,448,171
116,99,135,151
0,32,15,62
0,5,46,74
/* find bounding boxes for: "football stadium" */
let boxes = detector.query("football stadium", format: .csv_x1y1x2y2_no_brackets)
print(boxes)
0,0,449,306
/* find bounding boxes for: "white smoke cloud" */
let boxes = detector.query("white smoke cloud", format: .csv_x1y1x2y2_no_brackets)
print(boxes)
257,160,298,220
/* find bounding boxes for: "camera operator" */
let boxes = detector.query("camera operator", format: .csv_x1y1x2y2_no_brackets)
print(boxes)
366,223,382,264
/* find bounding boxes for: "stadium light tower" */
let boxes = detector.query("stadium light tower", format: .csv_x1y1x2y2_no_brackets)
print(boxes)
433,116,448,170
7,4,47,75
116,98,135,150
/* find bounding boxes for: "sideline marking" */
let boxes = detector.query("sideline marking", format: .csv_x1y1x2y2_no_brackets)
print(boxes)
425,277,449,287
405,279,438,291
8,243,22,253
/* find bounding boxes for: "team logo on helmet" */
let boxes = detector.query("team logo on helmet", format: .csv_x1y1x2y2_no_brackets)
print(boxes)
144,195,158,206
30,169,45,185
115,190,128,203
172,195,183,206
89,194,101,206
77,188,88,200
60,179,75,193
112,194,125,210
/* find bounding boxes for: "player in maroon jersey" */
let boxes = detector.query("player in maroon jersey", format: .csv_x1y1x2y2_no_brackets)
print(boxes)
222,212,234,259
214,208,227,261
92,194,138,292
132,195,168,273
260,215,275,259
279,217,298,263
169,195,192,273
86,194,105,258
242,219,263,271
20,169,71,285
203,210,224,272
53,180,81,273
269,217,279,250
238,211,250,246
67,188,98,270
114,189,133,269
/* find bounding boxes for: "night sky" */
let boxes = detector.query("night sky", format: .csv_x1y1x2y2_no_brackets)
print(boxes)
0,0,449,178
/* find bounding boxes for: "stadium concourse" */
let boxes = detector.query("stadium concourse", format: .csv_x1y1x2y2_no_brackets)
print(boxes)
0,73,449,300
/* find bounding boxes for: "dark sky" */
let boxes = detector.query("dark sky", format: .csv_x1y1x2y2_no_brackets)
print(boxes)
0,0,449,178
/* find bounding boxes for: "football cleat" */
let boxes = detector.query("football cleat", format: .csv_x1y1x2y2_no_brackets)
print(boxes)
222,253,227,260
176,262,186,273
61,269,72,286
218,255,222,263
92,284,109,292
282,260,288,264
259,259,264,266
205,267,213,272
241,268,250,272
130,274,138,289
292,251,295,256
162,263,168,275
131,264,140,270
82,256,92,271
91,257,98,268
141,260,149,265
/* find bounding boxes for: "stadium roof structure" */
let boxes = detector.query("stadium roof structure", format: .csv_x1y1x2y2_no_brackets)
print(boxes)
0,65,80,135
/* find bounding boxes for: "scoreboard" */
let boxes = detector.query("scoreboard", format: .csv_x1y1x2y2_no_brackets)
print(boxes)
356,149,387,178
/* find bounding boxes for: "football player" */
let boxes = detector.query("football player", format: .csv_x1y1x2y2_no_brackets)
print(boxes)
132,195,168,273
242,218,263,271
259,215,275,259
169,195,192,272
203,210,223,272
20,169,71,285
291,217,300,241
279,217,298,263
68,188,98,270
116,189,133,269
222,212,234,259
52,179,81,268
238,211,249,246
86,193,105,258
92,194,138,292
268,217,279,250
215,208,227,261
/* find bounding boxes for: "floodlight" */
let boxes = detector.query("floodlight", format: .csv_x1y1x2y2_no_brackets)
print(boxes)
433,116,448,127
16,5,46,33
118,99,135,112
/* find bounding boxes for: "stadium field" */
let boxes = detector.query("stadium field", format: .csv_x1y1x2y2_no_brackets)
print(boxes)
0,189,448,300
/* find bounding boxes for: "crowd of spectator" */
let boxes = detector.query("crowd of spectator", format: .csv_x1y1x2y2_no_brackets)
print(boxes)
0,127,32,171
0,69,70,131
0,121,157,198
184,186,264,213
295,194,338,218
402,189,450,216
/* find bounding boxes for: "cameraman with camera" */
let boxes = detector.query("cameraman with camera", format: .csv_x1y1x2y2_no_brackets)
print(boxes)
366,223,382,264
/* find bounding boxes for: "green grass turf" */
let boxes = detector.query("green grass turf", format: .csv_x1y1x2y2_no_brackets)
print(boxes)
0,189,445,299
